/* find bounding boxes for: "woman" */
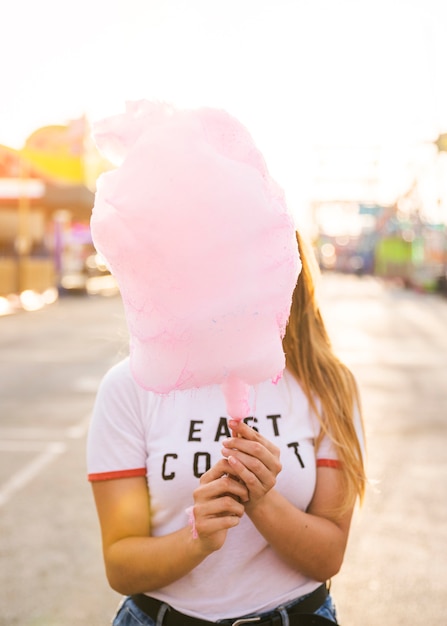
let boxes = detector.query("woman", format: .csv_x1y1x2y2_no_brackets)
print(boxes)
87,231,366,626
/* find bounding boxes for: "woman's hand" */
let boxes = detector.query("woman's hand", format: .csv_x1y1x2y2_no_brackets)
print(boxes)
191,458,249,554
220,419,282,508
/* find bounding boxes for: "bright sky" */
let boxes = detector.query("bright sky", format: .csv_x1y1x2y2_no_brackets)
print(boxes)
2,0,447,223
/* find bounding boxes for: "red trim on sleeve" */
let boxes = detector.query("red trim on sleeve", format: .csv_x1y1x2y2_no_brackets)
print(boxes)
88,468,147,482
317,459,342,470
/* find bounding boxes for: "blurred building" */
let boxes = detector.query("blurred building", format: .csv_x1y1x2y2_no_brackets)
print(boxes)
311,141,447,294
0,118,111,299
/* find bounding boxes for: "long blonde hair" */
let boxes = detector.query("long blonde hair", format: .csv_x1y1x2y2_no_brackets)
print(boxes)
283,232,366,514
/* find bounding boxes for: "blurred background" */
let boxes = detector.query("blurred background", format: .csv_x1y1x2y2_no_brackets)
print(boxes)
2,0,447,306
0,1,446,624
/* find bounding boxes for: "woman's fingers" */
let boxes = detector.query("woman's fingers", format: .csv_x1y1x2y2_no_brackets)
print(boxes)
196,459,250,503
221,419,282,503
194,493,245,519
199,458,234,484
222,440,280,477
229,420,280,453
222,424,282,475
194,513,241,537
230,420,278,451
200,473,249,504
229,446,281,484
190,459,248,552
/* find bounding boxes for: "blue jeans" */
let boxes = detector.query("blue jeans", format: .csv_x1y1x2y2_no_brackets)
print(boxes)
112,593,338,625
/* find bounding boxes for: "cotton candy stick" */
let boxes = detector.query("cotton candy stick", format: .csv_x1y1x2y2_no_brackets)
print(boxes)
221,375,251,422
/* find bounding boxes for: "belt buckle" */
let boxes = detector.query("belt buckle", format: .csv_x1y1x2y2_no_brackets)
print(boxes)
231,618,262,626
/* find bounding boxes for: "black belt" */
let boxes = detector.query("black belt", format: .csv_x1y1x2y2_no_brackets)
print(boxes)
131,583,335,626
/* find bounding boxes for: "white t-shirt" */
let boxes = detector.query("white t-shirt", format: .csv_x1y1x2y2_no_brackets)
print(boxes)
87,358,360,620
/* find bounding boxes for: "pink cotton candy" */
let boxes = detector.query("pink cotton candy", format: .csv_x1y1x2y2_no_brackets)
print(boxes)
90,100,301,420
185,506,198,539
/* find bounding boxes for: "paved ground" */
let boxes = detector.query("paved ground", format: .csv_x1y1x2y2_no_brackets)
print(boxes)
319,275,447,625
0,290,127,625
0,273,446,625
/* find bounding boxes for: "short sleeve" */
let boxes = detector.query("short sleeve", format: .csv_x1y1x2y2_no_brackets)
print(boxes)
87,358,148,481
